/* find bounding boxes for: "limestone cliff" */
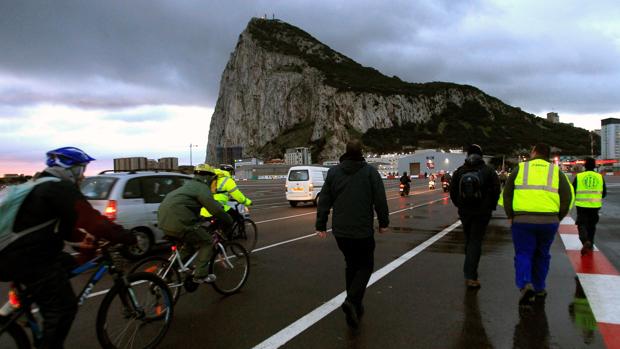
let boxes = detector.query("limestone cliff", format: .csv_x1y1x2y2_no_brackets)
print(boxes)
206,18,596,162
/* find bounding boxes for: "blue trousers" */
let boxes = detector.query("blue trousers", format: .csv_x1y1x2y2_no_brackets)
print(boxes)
511,222,559,291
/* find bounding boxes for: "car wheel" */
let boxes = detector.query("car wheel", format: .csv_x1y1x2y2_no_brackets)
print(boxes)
289,201,298,207
122,229,153,260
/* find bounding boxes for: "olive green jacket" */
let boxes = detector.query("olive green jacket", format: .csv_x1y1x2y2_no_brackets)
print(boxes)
158,176,232,236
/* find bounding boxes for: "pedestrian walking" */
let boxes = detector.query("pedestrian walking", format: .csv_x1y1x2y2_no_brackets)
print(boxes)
315,139,389,329
500,143,574,306
449,144,501,289
573,157,606,256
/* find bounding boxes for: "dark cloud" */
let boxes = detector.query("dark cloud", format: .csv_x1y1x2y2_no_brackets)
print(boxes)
0,0,619,116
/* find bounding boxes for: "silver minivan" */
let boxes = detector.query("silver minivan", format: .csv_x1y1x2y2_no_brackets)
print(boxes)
285,166,329,207
80,171,192,259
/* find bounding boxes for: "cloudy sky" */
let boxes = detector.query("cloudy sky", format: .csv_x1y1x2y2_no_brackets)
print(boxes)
1,0,619,175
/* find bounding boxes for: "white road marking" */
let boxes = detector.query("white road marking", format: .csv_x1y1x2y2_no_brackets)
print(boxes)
252,220,462,349
577,273,620,324
559,234,599,251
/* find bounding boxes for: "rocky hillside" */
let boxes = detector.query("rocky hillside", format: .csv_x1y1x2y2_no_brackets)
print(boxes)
206,18,597,162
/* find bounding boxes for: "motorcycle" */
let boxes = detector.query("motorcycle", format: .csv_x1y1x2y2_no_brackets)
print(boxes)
428,179,436,190
399,183,410,196
442,180,450,192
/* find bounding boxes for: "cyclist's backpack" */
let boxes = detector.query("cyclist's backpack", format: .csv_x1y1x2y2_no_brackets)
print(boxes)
0,177,60,252
459,169,484,205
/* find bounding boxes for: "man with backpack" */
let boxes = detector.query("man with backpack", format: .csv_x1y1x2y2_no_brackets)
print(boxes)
450,144,501,289
0,147,137,349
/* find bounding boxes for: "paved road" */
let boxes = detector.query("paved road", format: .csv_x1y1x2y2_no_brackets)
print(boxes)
3,177,620,348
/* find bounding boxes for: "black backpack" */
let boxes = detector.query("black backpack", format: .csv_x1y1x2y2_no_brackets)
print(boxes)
459,169,483,205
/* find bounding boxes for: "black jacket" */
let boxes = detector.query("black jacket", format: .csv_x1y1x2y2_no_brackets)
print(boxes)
450,154,501,215
316,155,389,238
1,172,132,270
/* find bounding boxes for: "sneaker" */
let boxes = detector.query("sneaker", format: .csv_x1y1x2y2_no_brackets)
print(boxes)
341,300,359,328
519,283,535,306
466,279,481,289
535,290,547,299
192,274,217,284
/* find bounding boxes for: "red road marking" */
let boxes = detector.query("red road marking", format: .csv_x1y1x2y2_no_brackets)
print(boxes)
598,322,620,349
558,224,578,234
566,251,620,276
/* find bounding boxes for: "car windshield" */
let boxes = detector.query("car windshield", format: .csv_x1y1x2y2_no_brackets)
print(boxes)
80,177,117,200
288,170,309,181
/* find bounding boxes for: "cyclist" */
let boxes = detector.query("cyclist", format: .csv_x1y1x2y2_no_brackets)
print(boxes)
158,163,233,283
200,164,252,224
0,146,137,349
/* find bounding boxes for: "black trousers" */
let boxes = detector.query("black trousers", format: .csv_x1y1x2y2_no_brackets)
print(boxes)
576,207,600,244
335,236,375,309
460,213,491,280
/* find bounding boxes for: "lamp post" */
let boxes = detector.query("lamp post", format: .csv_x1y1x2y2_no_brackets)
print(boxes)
189,144,199,166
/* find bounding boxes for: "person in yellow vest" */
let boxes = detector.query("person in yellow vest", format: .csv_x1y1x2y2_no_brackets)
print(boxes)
573,157,606,256
499,143,574,306
200,164,252,223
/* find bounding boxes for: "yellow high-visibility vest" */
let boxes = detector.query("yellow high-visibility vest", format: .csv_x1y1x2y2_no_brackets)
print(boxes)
575,171,603,208
200,170,252,217
512,159,560,213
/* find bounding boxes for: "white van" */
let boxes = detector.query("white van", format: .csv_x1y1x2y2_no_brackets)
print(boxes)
286,166,329,207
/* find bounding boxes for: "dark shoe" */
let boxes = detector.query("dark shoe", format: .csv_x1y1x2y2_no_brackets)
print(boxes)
581,241,593,256
534,290,547,303
341,301,359,328
519,283,535,306
466,279,481,289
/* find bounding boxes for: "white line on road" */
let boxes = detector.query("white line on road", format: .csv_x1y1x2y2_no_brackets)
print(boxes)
83,196,447,299
252,220,462,349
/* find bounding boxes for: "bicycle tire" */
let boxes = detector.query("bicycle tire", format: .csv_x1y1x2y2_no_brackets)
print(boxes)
96,272,174,349
0,316,30,349
129,256,183,303
209,242,250,295
232,219,258,252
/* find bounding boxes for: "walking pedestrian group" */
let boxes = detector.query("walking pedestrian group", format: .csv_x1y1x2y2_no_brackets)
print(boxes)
314,139,605,329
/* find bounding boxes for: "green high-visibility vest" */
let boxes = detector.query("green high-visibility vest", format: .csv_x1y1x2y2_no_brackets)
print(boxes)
512,159,560,213
575,171,603,208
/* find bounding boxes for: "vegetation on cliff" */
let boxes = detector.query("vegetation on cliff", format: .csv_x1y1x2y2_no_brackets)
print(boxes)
246,18,599,159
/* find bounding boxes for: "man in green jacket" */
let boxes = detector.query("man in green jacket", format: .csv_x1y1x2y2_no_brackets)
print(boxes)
158,164,233,283
316,139,390,329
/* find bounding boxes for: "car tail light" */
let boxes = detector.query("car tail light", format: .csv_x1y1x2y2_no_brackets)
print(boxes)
104,200,117,221
309,183,314,191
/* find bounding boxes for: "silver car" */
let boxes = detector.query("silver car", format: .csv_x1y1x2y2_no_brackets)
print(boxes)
80,171,192,259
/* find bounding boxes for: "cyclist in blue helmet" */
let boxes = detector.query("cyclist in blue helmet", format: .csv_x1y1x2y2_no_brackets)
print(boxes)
0,146,137,349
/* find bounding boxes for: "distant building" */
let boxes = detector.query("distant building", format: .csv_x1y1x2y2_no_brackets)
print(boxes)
114,157,148,171
601,118,620,160
216,146,243,166
322,160,339,167
147,159,158,170
593,129,601,137
158,157,179,170
285,147,312,165
397,149,468,177
234,158,263,168
547,112,559,123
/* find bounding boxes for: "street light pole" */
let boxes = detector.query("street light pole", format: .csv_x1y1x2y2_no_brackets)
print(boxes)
189,144,199,166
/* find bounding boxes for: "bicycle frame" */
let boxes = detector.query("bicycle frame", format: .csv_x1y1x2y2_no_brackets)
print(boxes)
0,249,139,344
162,233,235,280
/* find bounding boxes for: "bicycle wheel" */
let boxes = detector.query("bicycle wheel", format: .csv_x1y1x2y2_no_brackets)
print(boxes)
232,219,258,252
96,272,174,349
129,256,183,303
0,316,30,349
209,242,250,295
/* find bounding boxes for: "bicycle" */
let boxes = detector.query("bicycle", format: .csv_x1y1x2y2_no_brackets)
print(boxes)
0,241,174,349
227,201,258,253
130,225,250,303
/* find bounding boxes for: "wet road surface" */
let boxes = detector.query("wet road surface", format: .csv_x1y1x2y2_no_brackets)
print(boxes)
2,176,619,348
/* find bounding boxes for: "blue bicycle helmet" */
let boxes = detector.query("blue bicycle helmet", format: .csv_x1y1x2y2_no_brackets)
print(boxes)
46,147,96,168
